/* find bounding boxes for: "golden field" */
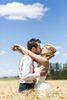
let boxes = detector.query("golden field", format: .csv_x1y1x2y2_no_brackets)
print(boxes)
0,79,67,100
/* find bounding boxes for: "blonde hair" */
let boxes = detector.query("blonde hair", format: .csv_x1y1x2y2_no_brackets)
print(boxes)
43,44,56,60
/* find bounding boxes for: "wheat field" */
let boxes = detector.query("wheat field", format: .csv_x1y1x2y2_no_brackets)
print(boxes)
0,79,67,100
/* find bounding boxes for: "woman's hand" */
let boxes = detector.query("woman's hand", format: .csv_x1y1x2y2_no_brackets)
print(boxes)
11,44,26,55
11,44,20,51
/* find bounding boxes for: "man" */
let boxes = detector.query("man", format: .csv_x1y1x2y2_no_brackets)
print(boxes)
12,38,47,92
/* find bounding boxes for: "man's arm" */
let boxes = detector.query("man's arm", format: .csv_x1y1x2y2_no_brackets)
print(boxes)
21,57,46,81
21,57,40,81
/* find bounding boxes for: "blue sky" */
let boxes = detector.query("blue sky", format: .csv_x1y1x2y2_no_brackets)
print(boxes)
0,0,67,77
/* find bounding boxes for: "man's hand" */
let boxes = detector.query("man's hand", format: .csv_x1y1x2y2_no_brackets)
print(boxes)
39,66,48,76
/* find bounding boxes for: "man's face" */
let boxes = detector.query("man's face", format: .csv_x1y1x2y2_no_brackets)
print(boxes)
35,43,41,55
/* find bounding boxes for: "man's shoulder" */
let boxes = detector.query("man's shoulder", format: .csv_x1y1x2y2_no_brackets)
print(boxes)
20,55,32,65
22,55,32,61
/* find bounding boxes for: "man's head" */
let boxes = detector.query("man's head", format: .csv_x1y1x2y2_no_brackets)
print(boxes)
27,38,41,55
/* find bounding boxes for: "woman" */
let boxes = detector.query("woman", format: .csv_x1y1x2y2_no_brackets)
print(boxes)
34,45,56,91
11,44,56,91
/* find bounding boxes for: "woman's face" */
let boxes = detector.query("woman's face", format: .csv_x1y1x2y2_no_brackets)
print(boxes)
40,47,48,55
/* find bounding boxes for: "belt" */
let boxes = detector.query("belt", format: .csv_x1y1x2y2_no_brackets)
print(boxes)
20,83,34,85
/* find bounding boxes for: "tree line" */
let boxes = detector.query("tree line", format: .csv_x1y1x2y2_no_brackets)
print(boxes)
46,62,67,80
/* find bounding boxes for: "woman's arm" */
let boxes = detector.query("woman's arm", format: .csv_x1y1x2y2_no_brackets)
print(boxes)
16,48,26,55
11,45,26,55
12,44,49,66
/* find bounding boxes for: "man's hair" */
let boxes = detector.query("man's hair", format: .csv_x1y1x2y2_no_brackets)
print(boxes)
27,38,41,51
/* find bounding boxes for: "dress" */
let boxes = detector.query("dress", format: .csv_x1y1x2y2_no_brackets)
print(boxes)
34,67,50,91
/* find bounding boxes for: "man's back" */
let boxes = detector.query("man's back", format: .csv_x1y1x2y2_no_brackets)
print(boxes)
19,55,34,83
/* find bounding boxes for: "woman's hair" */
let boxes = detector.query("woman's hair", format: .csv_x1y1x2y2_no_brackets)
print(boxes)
43,44,56,60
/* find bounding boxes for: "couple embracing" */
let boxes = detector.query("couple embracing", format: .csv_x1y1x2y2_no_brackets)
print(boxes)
11,38,56,94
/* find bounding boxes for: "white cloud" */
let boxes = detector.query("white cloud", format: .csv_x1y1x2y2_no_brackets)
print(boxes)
0,2,49,20
0,40,7,43
0,50,7,55
55,52,60,55
0,63,11,67
63,53,67,57
50,60,54,63
55,46,62,49
0,69,19,77
0,69,13,77
6,69,14,75
64,34,67,37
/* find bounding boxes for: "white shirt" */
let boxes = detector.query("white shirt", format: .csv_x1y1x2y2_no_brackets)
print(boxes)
19,55,40,83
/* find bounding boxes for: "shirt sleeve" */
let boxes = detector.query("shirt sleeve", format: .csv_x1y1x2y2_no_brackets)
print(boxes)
22,57,40,81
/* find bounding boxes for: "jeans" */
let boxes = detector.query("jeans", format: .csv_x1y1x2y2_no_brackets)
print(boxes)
18,83,35,93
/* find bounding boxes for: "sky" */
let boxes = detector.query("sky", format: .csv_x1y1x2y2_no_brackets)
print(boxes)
0,0,67,77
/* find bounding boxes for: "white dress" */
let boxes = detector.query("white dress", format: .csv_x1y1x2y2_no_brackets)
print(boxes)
34,67,50,92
